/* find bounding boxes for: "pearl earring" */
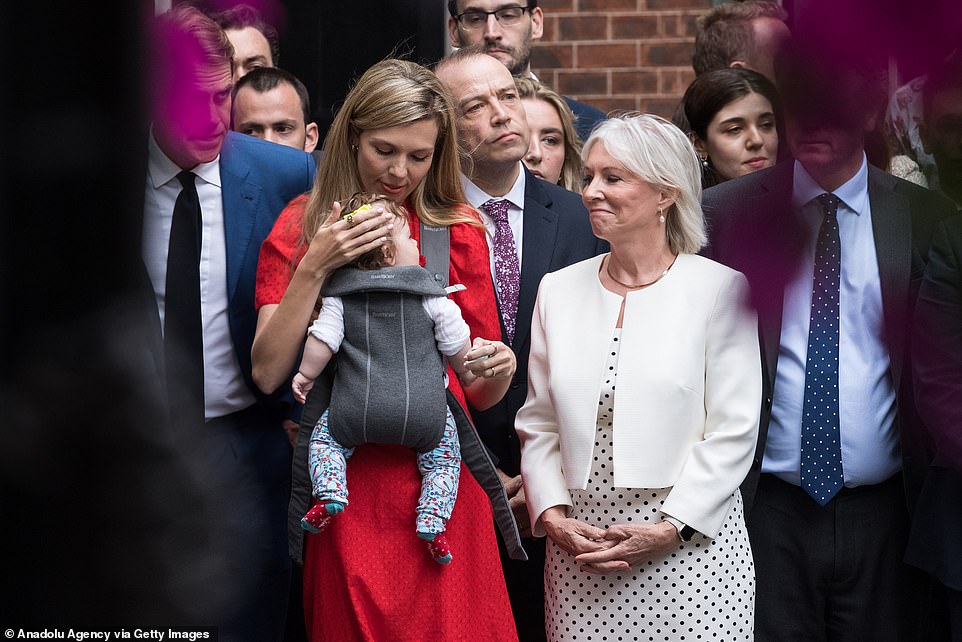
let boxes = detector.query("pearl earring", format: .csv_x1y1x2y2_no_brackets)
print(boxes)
658,209,665,224
700,155,709,169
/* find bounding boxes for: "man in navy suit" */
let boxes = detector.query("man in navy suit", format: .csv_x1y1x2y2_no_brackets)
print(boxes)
704,33,956,641
446,0,606,142
436,47,606,642
909,214,962,641
905,50,962,641
144,7,315,641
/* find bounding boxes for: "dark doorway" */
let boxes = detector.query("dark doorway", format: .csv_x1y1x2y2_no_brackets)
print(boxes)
280,0,447,141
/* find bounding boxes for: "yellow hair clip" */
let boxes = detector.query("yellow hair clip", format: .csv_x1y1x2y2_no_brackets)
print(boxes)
342,203,372,227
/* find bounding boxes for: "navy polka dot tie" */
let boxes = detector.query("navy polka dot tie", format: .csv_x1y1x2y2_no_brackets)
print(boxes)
800,193,843,505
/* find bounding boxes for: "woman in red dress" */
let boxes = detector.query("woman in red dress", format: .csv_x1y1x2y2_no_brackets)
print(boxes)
252,58,520,641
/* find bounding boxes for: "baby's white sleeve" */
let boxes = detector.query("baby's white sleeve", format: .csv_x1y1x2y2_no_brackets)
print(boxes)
306,296,344,352
422,296,471,356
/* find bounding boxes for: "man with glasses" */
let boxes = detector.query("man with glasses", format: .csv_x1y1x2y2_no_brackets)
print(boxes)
447,0,606,142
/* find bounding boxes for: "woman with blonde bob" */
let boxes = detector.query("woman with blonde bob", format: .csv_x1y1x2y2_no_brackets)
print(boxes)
516,113,761,641
252,57,520,641
514,76,584,192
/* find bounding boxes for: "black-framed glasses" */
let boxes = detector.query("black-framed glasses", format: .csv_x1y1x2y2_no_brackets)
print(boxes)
454,5,530,30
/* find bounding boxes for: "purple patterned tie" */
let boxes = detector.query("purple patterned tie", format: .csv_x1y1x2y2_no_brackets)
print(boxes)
483,199,520,344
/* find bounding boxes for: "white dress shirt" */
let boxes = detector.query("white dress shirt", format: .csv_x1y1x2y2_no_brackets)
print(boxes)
460,165,526,305
764,155,900,487
143,133,256,419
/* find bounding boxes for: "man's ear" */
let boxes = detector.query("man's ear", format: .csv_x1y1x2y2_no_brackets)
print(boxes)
729,60,749,70
304,122,319,153
530,7,545,41
448,15,463,47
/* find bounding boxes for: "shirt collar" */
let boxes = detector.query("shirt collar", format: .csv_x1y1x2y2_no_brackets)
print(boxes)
147,128,222,190
460,162,527,211
792,152,868,215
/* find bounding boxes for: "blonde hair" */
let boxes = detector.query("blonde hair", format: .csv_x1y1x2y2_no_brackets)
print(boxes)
302,58,477,250
514,77,584,193
583,113,706,254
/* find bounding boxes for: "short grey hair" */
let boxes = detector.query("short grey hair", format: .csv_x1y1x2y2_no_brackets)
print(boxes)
582,113,706,254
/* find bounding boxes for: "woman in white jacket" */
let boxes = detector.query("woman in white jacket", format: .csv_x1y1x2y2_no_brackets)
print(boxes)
516,113,762,641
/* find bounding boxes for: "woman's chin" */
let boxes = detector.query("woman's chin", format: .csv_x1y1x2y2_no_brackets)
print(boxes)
588,220,611,240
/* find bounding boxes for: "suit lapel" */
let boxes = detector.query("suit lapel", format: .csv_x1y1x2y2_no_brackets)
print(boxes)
138,259,167,383
517,173,559,352
219,134,260,302
868,168,911,388
754,164,795,386
759,285,783,387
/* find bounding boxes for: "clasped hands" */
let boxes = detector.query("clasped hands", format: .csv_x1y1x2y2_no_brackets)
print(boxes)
540,506,679,574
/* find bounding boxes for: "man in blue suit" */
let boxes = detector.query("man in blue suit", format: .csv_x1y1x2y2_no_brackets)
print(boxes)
436,48,607,642
143,6,315,641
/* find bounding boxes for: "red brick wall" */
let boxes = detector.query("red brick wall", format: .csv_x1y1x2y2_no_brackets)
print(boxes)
531,0,714,119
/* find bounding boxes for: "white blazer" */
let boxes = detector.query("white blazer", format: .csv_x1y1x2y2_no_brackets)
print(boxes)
516,252,761,538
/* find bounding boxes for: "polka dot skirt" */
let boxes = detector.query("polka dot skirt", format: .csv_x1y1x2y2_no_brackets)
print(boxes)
544,330,755,641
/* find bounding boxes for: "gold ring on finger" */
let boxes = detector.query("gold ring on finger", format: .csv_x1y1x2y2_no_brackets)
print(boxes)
344,214,355,227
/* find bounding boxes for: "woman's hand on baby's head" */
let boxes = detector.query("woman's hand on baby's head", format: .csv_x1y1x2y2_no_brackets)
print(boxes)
323,200,393,232
303,201,395,276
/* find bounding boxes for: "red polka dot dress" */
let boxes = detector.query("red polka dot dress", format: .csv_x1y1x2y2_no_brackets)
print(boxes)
256,196,518,642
